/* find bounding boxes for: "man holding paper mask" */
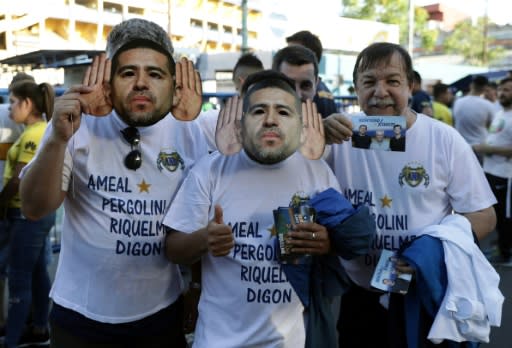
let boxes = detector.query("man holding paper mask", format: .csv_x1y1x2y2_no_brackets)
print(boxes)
164,70,374,348
20,18,208,347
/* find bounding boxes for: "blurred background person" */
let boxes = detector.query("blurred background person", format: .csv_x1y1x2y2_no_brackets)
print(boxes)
0,73,34,329
286,30,338,118
473,77,512,266
0,73,33,187
0,80,55,348
453,75,495,164
432,83,454,126
410,70,433,117
484,81,503,113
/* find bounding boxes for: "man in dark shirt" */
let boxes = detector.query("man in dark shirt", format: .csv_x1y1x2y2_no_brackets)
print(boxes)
352,124,372,149
410,70,433,116
389,124,406,151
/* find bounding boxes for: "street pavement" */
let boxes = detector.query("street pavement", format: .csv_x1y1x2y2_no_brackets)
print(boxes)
481,232,511,348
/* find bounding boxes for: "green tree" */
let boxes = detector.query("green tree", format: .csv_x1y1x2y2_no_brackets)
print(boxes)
341,0,438,52
443,17,504,66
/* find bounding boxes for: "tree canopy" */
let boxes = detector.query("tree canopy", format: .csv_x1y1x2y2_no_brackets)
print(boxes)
443,17,504,66
341,0,438,52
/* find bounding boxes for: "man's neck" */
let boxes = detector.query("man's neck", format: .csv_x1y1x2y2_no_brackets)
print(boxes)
404,107,417,128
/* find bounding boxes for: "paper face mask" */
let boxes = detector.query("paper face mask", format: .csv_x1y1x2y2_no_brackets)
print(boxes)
215,95,325,160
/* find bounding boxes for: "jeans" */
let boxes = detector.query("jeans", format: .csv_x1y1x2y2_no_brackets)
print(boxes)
0,218,10,279
4,208,55,347
486,173,512,259
50,298,186,348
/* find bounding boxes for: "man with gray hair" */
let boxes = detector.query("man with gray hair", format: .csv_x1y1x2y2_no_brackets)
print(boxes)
369,129,390,151
20,18,207,347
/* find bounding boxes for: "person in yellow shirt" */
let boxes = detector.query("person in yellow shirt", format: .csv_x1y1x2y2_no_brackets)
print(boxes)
0,80,55,347
432,83,454,126
0,72,33,327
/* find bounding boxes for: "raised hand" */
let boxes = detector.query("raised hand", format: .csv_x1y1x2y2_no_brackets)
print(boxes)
207,205,234,257
80,53,112,116
50,85,94,143
215,96,243,155
300,99,325,160
171,57,203,121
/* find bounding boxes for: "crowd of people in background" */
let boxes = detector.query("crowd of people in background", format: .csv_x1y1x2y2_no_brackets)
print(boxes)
0,16,507,348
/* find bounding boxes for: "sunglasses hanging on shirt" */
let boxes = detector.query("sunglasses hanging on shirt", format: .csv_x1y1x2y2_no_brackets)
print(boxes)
121,127,142,170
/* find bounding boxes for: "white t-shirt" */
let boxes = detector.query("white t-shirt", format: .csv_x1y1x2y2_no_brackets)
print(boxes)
164,150,341,348
194,109,219,152
483,109,512,179
41,111,209,323
453,95,495,145
326,114,496,288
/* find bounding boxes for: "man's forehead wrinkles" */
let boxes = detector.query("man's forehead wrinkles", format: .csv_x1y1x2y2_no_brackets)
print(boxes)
360,70,403,78
248,102,293,110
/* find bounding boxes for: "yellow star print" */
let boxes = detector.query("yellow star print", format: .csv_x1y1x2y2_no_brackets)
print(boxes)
380,195,392,208
138,179,151,193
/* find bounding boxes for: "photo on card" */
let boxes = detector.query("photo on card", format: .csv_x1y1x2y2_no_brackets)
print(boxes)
351,115,407,152
370,249,412,294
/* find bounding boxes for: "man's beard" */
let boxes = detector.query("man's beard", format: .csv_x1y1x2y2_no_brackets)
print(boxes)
500,98,512,108
122,110,167,127
120,91,169,127
252,147,289,164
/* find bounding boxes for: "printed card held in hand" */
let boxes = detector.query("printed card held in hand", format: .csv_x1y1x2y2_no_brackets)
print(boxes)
371,249,412,294
273,205,315,265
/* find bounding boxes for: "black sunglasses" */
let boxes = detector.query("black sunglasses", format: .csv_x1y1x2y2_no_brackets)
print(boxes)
121,127,142,170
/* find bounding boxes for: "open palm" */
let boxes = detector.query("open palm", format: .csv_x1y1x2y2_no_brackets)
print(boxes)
216,96,243,155
171,57,203,121
300,100,325,160
80,53,112,116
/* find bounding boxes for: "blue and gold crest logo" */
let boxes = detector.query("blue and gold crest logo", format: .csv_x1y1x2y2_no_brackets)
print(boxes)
289,191,310,208
399,162,430,188
157,151,185,172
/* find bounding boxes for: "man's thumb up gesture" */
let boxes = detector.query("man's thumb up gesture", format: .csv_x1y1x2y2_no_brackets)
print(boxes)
207,205,234,257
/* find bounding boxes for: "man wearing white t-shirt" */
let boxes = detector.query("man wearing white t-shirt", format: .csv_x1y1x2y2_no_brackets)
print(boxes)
323,42,497,347
474,77,512,265
453,75,496,163
164,71,349,348
19,19,208,347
